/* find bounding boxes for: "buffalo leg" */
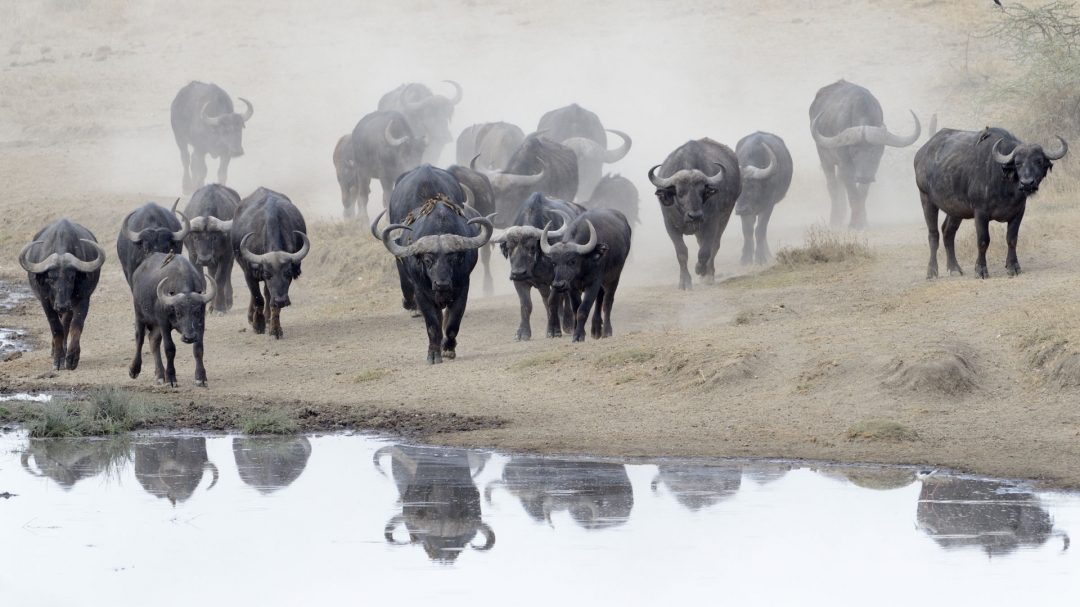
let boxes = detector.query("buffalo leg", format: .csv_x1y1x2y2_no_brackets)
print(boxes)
217,154,231,186
574,282,602,343
514,280,533,341
395,259,418,312
64,296,91,371
847,182,870,231
417,296,444,365
193,335,207,387
664,220,692,290
191,147,209,191
480,244,494,297
819,158,846,229
176,141,192,195
695,221,722,285
160,329,178,387
150,327,166,384
129,318,146,379
560,292,575,333
1006,206,1025,276
942,214,964,276
442,284,470,359
268,305,283,340
244,272,265,334
921,193,941,279
600,277,620,338
754,205,774,265
42,305,66,371
540,285,562,339
379,176,395,211
356,177,372,226
213,260,232,314
973,210,991,279
740,213,756,266
590,286,605,339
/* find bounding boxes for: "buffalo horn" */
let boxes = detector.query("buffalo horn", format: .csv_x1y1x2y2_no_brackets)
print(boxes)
741,143,777,181
65,239,107,273
547,209,573,239
157,278,181,308
200,101,222,127
461,184,475,208
648,165,674,189
171,209,191,242
384,121,410,148
706,163,726,187
442,214,494,252
864,110,921,148
120,211,144,243
189,216,207,232
379,222,416,257
1045,135,1069,160
18,241,57,274
284,231,310,263
237,97,253,123
811,112,866,149
370,209,387,240
603,129,632,163
197,273,217,305
209,216,233,232
444,80,463,106
992,139,1016,165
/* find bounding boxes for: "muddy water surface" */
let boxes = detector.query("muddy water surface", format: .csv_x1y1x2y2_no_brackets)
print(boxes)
0,433,1076,606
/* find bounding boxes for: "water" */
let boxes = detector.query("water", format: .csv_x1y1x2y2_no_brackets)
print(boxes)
0,279,33,359
0,432,1075,606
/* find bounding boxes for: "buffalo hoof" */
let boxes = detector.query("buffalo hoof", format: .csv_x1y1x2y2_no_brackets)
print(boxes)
65,354,79,370
443,349,456,360
427,351,443,365
195,379,207,388
214,310,227,317
740,254,753,267
53,361,63,372
926,267,938,280
515,328,531,341
270,328,283,339
156,377,165,385
129,366,140,379
701,274,716,286
974,264,989,279
1007,263,1022,277
546,330,561,339
572,332,586,343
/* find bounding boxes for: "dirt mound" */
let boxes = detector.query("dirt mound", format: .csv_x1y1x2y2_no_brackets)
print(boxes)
846,419,919,442
883,342,980,396
306,221,398,290
662,349,767,393
1050,352,1080,388
732,303,796,326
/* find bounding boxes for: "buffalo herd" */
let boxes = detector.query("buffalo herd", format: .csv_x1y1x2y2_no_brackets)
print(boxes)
17,78,1070,377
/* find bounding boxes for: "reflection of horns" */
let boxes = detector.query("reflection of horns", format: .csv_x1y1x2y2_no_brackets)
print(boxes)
372,445,418,477
204,462,219,490
384,515,410,544
483,479,504,504
650,475,660,493
468,451,490,477
21,452,44,477
471,523,495,551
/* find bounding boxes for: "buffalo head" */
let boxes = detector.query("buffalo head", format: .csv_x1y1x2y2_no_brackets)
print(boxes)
187,215,233,267
239,231,309,308
541,219,605,292
156,274,215,344
991,135,1067,195
492,210,571,281
377,211,494,292
402,81,461,150
19,239,106,313
122,200,191,255
648,163,726,228
811,110,920,184
201,97,253,157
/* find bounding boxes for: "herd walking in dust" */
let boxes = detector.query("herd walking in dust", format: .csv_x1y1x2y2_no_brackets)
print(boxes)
16,71,1069,384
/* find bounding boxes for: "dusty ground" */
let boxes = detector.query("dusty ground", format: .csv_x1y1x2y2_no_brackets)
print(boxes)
2,0,1080,486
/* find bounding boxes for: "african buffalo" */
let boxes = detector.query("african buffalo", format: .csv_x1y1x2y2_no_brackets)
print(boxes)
233,437,311,494
810,80,920,229
649,138,741,289
21,437,130,490
537,103,608,146
537,104,632,200
183,184,238,314
117,200,190,287
651,465,741,512
476,135,578,225
332,133,359,219
915,127,1067,279
583,173,640,226
561,130,632,201
129,253,215,387
375,445,495,562
170,81,253,194
19,219,106,370
456,121,524,170
486,458,633,530
348,110,427,224
540,208,631,342
374,165,494,364
378,81,462,165
734,132,792,265
231,187,310,339
447,163,497,296
491,193,582,340
134,437,219,506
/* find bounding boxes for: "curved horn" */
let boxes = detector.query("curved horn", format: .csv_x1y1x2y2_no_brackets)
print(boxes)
208,217,233,232
992,139,1016,165
811,112,866,149
380,223,416,257
547,209,573,240
384,121,409,147
707,163,726,187
1045,135,1069,160
21,452,44,477
200,101,222,127
603,129,632,163
284,231,310,263
197,273,217,304
121,211,145,243
171,210,191,242
204,461,219,490
570,219,598,255
384,515,409,544
237,97,253,123
461,184,475,208
490,162,545,189
188,216,207,232
469,153,483,171
648,165,675,188
370,209,387,240
372,445,402,477
865,110,921,147
18,241,59,274
443,80,463,106
401,83,429,112
539,221,555,255
156,278,182,308
440,214,495,252
240,232,272,265
741,143,777,181
563,137,606,162
471,522,496,550
65,239,107,273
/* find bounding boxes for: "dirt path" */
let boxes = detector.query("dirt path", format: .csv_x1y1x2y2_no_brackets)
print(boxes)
2,0,1079,487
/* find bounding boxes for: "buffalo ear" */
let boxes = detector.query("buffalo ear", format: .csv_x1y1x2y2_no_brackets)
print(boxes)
656,188,675,207
591,243,609,261
1047,160,1054,173
1001,163,1017,181
293,263,302,279
499,242,509,259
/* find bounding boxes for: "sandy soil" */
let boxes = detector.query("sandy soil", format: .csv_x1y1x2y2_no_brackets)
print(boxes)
2,0,1080,486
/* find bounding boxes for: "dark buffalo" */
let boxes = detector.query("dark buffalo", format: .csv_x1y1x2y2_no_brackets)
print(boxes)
583,173,640,226
332,133,359,219
734,132,793,265
648,138,741,289
183,184,238,314
490,193,582,340
375,445,494,563
19,219,106,370
915,127,1066,279
537,103,608,146
233,437,311,494
129,253,215,387
348,110,427,224
917,478,1069,556
231,188,310,339
447,163,497,296
378,81,462,165
486,458,633,530
562,130,632,201
117,200,191,287
170,81,253,194
540,208,631,342
134,437,219,506
456,121,524,170
21,437,129,491
651,465,741,512
537,104,631,201
374,165,494,364
476,136,578,226
810,80,920,229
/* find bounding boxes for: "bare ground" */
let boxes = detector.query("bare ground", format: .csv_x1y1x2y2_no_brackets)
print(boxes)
2,0,1079,486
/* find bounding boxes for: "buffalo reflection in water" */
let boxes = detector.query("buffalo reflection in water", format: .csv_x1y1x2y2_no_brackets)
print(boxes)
21,437,130,490
816,466,916,491
917,478,1070,556
375,445,494,563
651,465,741,512
488,458,633,529
134,437,218,505
233,437,311,494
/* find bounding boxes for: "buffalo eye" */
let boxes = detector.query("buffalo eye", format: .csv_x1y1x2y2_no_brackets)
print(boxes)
703,186,717,199
656,188,675,206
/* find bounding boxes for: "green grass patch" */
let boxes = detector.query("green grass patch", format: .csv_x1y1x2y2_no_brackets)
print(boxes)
846,419,918,442
240,410,298,435
0,406,10,419
595,347,657,368
354,368,391,382
507,350,566,372
14,388,158,437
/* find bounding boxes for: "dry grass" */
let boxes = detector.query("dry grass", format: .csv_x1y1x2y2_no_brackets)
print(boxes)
240,409,298,435
507,350,565,372
846,419,918,442
775,225,873,268
595,347,656,368
354,368,392,382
